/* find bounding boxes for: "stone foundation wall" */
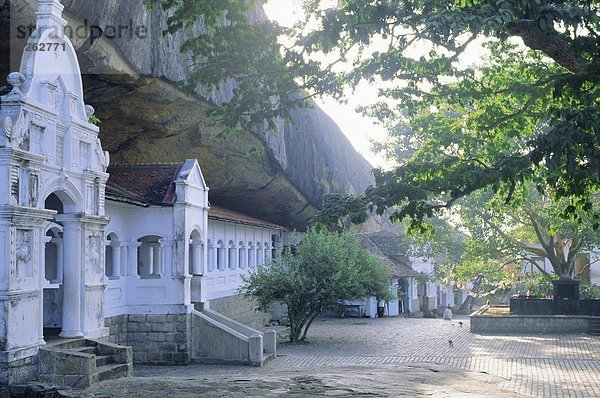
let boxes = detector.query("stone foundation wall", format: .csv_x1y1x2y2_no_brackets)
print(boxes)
105,314,191,365
105,315,128,345
471,313,594,334
209,295,270,330
0,356,39,385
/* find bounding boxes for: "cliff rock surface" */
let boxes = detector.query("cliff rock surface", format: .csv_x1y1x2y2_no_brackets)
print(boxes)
2,0,375,229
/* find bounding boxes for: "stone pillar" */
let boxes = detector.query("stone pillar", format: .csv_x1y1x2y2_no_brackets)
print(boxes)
110,241,121,279
191,241,203,275
56,215,83,339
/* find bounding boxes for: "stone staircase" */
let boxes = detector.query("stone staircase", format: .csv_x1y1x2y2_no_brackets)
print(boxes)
591,318,600,336
191,308,276,366
39,339,133,388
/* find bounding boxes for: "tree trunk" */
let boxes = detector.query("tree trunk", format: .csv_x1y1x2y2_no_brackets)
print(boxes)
300,311,321,342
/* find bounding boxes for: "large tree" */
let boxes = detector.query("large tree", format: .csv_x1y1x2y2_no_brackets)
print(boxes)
457,189,599,279
240,228,390,342
150,0,599,224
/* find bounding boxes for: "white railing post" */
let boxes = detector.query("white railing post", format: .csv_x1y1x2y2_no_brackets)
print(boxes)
264,329,277,355
248,334,263,366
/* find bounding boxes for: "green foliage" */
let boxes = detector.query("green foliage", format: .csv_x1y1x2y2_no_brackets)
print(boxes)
579,283,600,300
518,272,557,298
149,0,599,228
313,193,371,230
240,228,390,342
88,114,101,126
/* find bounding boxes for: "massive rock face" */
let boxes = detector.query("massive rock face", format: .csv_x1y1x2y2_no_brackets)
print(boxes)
1,0,375,229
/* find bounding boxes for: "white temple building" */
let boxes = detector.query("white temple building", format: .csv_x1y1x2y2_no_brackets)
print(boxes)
0,0,280,385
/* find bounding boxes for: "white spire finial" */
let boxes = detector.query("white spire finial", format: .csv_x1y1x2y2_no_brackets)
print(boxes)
36,0,67,32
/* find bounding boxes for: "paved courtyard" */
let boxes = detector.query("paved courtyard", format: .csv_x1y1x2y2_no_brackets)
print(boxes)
85,316,600,397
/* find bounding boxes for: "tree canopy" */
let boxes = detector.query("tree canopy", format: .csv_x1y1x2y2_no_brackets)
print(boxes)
149,0,599,226
435,187,599,288
240,228,391,342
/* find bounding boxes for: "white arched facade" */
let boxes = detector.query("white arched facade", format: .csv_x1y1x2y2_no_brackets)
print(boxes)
0,0,110,382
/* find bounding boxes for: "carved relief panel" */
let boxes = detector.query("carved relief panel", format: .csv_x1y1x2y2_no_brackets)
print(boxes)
15,229,33,278
87,235,101,275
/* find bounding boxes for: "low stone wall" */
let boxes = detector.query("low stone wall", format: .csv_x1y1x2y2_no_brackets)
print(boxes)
39,347,95,388
209,295,269,330
471,308,595,334
105,314,191,365
510,298,600,316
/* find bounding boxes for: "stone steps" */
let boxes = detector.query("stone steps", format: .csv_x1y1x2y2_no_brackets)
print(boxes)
95,355,113,367
40,338,132,388
93,363,130,384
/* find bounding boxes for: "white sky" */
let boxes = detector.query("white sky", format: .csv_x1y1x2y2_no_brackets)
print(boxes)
263,1,491,169
263,0,388,168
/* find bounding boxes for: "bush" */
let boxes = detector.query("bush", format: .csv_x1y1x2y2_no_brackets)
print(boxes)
580,283,600,300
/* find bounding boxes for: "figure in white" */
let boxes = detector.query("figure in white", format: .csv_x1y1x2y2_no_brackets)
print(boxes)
443,305,453,321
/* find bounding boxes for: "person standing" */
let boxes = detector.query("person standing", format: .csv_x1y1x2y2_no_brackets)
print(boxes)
377,298,385,318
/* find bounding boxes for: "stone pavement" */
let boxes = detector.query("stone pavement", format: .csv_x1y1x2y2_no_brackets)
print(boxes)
85,316,600,397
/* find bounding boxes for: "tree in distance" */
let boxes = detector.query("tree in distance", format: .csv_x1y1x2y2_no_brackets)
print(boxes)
240,228,391,342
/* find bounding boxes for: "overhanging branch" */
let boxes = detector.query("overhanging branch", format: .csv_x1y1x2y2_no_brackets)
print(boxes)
506,19,587,73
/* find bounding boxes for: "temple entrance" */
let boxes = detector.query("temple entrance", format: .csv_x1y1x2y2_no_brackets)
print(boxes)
42,192,80,340
43,224,63,339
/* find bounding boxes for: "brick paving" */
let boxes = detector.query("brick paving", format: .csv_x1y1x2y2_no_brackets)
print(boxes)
131,316,600,397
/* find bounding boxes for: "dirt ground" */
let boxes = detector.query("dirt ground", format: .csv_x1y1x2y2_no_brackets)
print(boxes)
84,363,527,397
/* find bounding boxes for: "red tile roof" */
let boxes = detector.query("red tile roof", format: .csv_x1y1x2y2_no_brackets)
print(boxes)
107,163,181,205
106,163,284,230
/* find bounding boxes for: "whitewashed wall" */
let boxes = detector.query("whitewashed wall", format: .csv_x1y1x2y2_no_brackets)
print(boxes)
203,220,280,302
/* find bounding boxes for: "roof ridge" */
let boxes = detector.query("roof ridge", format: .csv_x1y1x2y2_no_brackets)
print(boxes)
108,162,183,167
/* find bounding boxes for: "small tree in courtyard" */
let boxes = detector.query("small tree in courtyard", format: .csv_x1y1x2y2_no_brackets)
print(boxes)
240,228,390,342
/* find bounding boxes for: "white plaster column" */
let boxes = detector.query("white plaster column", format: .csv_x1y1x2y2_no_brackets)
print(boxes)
147,244,154,276
52,237,63,284
161,240,175,276
110,241,121,280
150,243,161,277
446,283,455,307
207,244,214,272
43,235,52,282
125,242,142,278
238,247,246,269
56,215,83,338
191,240,203,275
217,246,225,271
257,247,264,267
228,245,237,270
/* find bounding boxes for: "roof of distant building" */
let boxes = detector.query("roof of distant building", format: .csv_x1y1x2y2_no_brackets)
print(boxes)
208,206,283,230
106,162,283,231
359,232,418,278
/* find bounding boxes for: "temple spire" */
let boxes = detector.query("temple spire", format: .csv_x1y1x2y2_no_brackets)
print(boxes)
35,0,67,32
